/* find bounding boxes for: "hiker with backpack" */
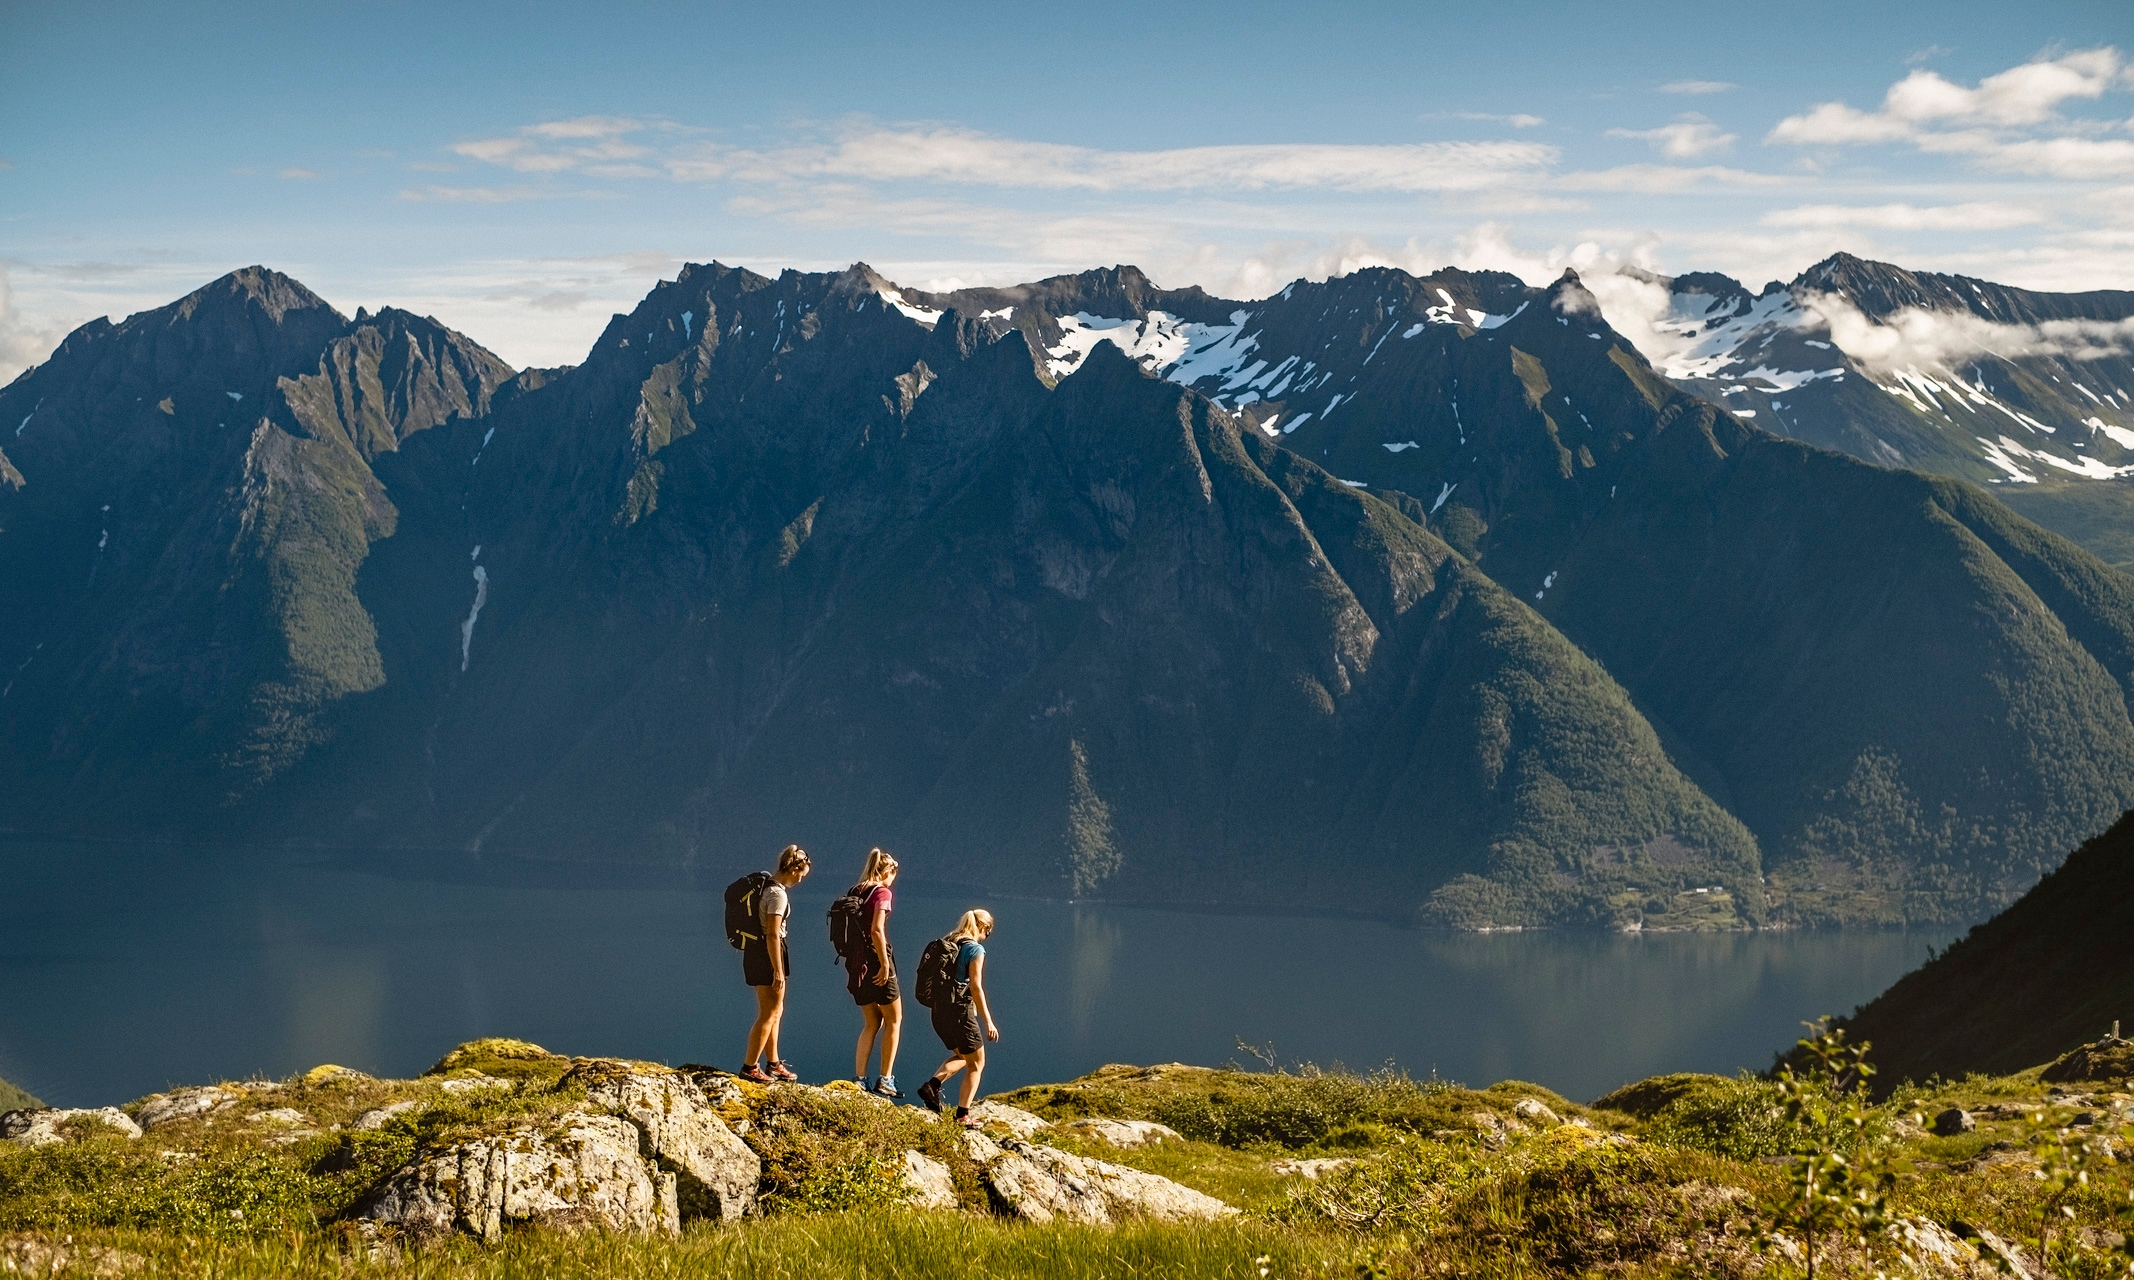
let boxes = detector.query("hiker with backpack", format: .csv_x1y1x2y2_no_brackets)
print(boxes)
727,844,811,1083
914,908,997,1127
829,847,903,1098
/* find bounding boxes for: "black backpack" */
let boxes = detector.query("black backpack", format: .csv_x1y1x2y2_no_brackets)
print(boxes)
914,936,964,1009
827,883,871,963
724,872,775,950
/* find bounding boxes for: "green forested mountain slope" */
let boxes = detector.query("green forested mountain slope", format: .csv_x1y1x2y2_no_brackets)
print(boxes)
1836,809,2134,1084
3,261,2131,928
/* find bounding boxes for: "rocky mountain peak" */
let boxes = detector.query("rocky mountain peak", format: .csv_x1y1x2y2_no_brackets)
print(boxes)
170,265,341,326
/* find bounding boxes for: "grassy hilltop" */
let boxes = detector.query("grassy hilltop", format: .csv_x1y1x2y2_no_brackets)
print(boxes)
3,1035,2132,1278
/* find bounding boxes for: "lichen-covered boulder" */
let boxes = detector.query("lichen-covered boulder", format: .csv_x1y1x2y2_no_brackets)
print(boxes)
356,1111,674,1241
135,1086,237,1129
900,1150,958,1209
977,1137,1235,1225
561,1061,759,1222
1061,1118,1180,1148
965,1101,1051,1139
353,1100,426,1131
1512,1098,1563,1125
1,1107,142,1147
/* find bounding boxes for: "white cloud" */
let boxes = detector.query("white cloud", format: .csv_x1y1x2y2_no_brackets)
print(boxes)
0,265,71,386
1423,111,1548,128
1770,48,2134,177
278,167,322,180
1607,115,1737,158
451,119,1560,195
397,185,612,203
1761,202,2045,231
450,116,654,174
1553,163,1783,191
669,127,1559,194
1800,290,2134,374
1660,80,1735,95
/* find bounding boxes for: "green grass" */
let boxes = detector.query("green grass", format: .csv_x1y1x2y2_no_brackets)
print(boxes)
5,1214,1371,1280
6,1044,2134,1278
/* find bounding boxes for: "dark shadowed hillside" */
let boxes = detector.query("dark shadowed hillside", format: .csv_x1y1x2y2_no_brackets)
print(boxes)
1835,809,2134,1084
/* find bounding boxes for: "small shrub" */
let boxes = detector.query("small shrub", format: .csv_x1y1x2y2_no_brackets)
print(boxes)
1641,1074,1797,1160
743,1086,980,1214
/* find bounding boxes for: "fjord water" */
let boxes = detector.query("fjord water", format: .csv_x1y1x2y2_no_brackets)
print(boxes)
0,842,1956,1109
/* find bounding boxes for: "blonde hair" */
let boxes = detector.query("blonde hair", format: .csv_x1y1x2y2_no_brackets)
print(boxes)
945,908,994,943
776,844,811,876
858,847,899,887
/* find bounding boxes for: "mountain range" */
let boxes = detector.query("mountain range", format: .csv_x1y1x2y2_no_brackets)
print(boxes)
5,254,2134,929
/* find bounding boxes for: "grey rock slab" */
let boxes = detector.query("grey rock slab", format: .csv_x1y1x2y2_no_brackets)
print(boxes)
966,1101,1050,1139
245,1108,308,1126
356,1111,670,1241
562,1061,759,1222
353,1100,426,1131
980,1137,1236,1225
135,1086,238,1129
1,1107,143,1146
901,1150,958,1210
1061,1118,1180,1148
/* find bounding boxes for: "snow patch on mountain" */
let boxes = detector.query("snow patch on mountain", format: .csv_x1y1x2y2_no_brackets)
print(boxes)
460,563,489,673
878,289,944,327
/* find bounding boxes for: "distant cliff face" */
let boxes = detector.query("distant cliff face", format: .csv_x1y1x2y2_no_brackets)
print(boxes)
4,260,2134,929
1835,809,2134,1084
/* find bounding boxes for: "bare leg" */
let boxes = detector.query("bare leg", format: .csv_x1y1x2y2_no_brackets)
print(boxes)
958,1046,986,1109
746,985,777,1066
855,1004,883,1078
878,998,902,1079
764,986,787,1064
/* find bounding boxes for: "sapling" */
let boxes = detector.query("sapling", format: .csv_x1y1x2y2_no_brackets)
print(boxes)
1762,1019,1895,1280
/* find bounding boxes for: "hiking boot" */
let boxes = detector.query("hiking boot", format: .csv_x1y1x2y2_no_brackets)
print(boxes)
917,1077,944,1114
768,1060,799,1082
872,1075,904,1100
739,1064,773,1084
957,1110,983,1129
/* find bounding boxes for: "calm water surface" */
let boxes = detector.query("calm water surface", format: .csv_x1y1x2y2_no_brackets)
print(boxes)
0,842,1958,1108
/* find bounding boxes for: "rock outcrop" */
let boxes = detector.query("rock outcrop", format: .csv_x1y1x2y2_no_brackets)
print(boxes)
0,1107,142,1147
900,1150,958,1210
352,1059,760,1241
2042,1032,2134,1084
357,1112,676,1241
562,1061,759,1221
1060,1118,1180,1148
968,1133,1235,1225
134,1086,238,1129
966,1101,1051,1139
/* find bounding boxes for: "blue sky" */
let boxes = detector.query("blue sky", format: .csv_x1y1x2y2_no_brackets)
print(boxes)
3,0,2131,375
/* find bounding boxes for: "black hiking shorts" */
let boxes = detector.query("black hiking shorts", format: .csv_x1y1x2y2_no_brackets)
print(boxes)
743,940,788,988
848,948,899,1006
931,997,982,1055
